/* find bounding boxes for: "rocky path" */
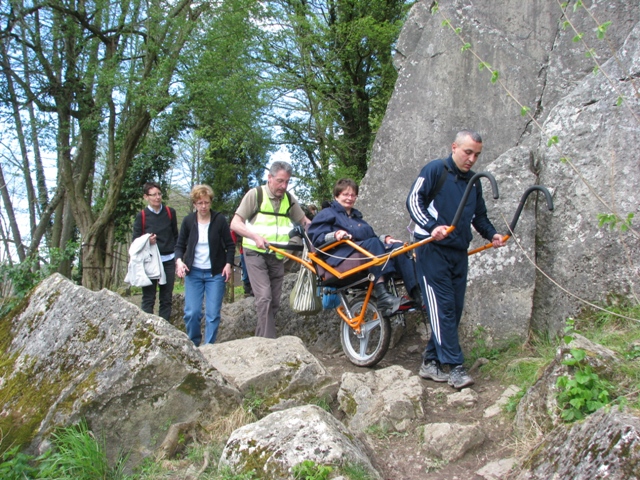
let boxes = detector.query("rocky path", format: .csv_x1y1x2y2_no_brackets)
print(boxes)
312,323,519,480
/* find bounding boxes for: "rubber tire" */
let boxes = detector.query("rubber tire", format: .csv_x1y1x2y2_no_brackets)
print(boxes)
340,293,391,367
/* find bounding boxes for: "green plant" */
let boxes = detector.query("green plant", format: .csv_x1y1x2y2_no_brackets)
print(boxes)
0,445,38,479
292,460,333,480
0,241,79,298
242,387,266,418
340,462,375,480
216,465,258,479
311,396,332,412
364,424,390,440
555,319,614,422
37,420,129,480
467,326,501,363
424,456,448,473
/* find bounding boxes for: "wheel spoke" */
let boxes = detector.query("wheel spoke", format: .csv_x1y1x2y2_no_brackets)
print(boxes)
358,335,370,358
362,318,380,335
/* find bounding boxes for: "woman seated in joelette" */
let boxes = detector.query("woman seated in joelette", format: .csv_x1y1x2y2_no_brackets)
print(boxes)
307,178,421,315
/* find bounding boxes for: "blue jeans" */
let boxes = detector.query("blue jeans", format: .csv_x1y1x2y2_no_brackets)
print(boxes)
183,267,226,346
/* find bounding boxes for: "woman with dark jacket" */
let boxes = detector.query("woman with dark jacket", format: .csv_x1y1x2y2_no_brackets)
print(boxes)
175,185,235,346
308,178,421,316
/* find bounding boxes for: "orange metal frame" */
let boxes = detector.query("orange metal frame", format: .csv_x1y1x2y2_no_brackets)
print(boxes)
267,226,455,333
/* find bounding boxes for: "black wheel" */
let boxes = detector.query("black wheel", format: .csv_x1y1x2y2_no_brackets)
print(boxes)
340,293,391,367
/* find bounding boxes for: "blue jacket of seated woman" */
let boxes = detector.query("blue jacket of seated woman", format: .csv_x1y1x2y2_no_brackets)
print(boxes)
308,200,384,267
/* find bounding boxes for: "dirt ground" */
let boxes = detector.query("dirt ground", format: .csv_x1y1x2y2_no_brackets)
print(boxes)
310,319,518,480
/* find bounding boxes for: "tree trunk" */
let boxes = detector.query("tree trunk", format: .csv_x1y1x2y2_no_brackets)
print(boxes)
0,162,26,262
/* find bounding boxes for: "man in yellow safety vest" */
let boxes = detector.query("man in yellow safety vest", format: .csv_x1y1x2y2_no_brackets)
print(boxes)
231,161,311,338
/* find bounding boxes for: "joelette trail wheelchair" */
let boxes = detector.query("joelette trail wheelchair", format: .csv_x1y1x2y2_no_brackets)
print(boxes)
267,174,552,368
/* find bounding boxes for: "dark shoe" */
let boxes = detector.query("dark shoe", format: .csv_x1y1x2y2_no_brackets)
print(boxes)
373,282,401,316
448,365,474,389
418,360,449,382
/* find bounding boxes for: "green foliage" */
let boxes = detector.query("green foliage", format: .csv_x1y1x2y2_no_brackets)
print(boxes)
504,388,526,413
292,460,333,480
364,423,407,440
183,0,272,214
311,395,332,412
0,421,128,480
242,387,267,419
0,446,38,479
340,462,375,480
597,212,634,232
556,356,612,422
467,326,501,364
216,465,259,479
555,319,614,423
0,241,79,297
595,20,611,39
259,0,412,201
37,420,129,480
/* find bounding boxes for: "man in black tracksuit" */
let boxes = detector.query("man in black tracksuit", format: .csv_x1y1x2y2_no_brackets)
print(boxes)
406,130,506,389
132,182,179,321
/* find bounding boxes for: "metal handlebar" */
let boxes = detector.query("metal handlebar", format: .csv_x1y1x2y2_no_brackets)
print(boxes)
468,184,554,256
450,172,499,228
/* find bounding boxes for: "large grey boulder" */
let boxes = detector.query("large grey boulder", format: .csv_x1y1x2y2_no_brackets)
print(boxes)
511,407,640,480
1,274,240,466
338,365,425,434
200,336,338,411
462,146,543,343
532,20,640,332
219,405,382,479
357,0,640,340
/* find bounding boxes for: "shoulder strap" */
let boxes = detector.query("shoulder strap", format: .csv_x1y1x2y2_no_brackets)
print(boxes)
425,160,449,206
247,187,294,221
142,206,173,232
247,187,262,222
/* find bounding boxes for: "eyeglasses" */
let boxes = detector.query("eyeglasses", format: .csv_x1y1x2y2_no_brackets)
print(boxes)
146,192,162,197
339,192,358,198
195,201,211,207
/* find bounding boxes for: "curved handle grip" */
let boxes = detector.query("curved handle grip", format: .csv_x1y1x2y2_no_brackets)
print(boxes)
450,172,499,228
508,185,554,233
468,184,554,256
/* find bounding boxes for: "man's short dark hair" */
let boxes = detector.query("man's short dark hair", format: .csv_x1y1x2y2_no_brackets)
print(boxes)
143,181,162,195
454,130,482,144
269,161,293,177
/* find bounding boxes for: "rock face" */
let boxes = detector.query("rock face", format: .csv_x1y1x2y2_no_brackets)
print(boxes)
200,336,338,411
357,0,640,341
512,407,640,480
219,405,382,480
338,365,425,434
420,422,486,462
1,274,240,466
